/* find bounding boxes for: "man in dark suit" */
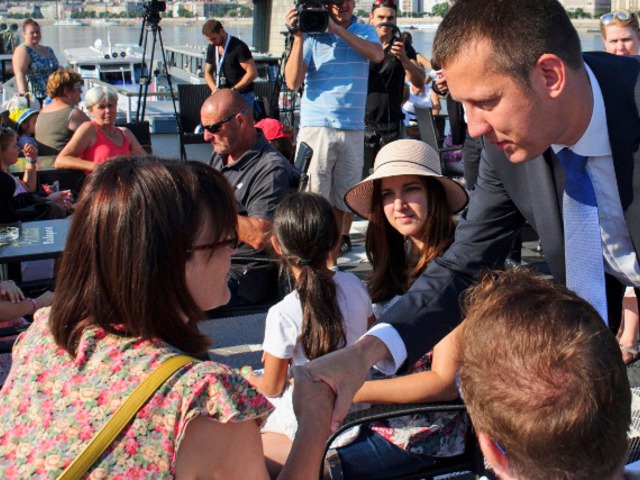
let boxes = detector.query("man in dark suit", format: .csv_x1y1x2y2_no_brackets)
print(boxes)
295,0,640,433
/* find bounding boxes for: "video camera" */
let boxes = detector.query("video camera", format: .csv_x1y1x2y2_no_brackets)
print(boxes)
143,0,166,25
295,0,341,34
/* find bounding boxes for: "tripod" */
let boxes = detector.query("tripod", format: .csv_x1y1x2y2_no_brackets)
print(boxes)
136,7,187,161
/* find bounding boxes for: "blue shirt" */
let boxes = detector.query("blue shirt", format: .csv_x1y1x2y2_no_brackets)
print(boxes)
300,18,379,130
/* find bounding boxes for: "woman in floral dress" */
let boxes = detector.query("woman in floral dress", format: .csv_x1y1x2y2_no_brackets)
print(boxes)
0,157,333,479
12,18,59,107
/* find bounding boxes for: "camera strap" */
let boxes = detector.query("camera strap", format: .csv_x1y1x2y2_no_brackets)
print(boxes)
215,33,232,87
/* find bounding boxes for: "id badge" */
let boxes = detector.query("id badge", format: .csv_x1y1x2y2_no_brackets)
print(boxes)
218,74,226,88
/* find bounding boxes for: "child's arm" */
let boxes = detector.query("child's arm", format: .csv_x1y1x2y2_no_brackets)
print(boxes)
353,325,462,404
20,143,38,193
246,352,290,398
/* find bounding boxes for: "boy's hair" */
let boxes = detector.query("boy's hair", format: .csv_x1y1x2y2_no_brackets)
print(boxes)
432,0,583,90
273,192,344,360
459,268,630,480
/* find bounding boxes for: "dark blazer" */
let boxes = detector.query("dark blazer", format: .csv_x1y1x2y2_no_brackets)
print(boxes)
383,52,640,369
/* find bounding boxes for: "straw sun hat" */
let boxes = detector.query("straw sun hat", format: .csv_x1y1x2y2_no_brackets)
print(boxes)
345,139,469,218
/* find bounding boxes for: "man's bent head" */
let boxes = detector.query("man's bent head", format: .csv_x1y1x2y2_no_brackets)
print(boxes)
459,269,630,480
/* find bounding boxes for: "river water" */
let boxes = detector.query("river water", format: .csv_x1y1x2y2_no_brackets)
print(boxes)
40,23,606,66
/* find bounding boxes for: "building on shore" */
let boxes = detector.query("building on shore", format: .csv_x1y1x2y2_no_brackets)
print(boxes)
560,0,611,15
611,0,640,10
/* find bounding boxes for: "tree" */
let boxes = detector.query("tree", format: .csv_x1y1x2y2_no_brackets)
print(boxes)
431,3,449,18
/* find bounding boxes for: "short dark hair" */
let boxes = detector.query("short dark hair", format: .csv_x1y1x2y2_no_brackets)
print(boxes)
50,156,238,357
202,19,223,36
433,0,583,89
459,269,631,480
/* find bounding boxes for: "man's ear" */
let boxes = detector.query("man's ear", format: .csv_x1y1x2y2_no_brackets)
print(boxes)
532,53,566,100
478,431,513,479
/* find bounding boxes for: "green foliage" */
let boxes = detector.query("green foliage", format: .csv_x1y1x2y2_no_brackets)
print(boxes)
431,2,449,18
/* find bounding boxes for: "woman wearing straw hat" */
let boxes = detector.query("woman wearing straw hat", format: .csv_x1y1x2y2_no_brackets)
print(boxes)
345,138,467,318
324,139,469,479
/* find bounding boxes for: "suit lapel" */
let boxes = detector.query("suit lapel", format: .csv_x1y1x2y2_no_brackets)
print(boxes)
584,53,640,253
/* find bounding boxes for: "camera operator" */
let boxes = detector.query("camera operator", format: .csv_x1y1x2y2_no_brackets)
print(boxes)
284,0,383,264
202,19,258,107
363,0,425,177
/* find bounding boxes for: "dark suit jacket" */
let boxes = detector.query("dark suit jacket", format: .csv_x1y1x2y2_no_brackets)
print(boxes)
383,52,640,369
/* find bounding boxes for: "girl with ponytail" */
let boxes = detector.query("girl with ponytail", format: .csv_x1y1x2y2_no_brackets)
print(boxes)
242,192,374,477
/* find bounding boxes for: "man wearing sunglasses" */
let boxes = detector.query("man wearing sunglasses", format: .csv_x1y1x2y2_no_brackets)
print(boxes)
201,89,298,307
284,0,383,266
363,0,425,178
295,0,640,459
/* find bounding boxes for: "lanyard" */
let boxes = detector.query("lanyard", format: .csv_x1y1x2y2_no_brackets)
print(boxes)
215,34,232,87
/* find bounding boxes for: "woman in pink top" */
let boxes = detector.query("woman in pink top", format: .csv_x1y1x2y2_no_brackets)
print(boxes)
56,85,147,173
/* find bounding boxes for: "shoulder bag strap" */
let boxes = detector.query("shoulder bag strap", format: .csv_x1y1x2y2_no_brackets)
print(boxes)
57,354,196,480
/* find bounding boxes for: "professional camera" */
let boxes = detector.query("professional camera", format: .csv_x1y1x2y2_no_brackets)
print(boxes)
375,22,402,55
143,0,166,25
295,0,341,34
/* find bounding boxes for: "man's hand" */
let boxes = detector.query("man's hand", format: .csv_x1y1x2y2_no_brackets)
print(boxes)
285,8,304,38
302,336,391,432
388,39,408,62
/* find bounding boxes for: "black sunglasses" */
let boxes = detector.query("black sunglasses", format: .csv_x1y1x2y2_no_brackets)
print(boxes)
186,233,239,255
201,110,247,134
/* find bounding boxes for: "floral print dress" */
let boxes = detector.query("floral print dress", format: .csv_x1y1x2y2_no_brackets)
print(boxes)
24,45,58,101
0,308,273,479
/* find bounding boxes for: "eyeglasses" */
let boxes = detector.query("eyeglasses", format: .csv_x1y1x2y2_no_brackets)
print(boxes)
201,110,247,134
187,233,239,254
372,0,397,11
600,9,637,25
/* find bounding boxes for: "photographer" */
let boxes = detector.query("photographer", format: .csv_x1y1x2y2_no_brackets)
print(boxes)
364,0,425,177
202,19,258,107
284,0,383,264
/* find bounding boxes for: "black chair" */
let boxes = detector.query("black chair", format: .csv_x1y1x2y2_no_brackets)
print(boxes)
322,402,485,480
253,81,282,121
414,105,462,177
294,141,313,192
116,120,152,154
177,83,212,161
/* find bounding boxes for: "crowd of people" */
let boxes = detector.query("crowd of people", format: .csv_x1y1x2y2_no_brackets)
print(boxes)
0,1,640,478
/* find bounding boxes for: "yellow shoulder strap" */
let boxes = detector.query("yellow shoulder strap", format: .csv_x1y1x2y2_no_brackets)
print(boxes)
57,354,196,480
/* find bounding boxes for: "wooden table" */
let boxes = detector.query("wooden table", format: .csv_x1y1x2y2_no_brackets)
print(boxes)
0,218,71,263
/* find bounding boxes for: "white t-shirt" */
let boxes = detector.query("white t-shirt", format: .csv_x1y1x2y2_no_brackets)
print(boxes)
262,271,372,366
403,89,433,127
260,271,373,439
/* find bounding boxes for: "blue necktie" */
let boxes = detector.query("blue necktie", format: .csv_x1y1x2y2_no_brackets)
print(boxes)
557,148,608,325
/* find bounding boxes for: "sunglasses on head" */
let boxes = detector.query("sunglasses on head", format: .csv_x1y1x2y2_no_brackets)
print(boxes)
187,232,239,255
201,110,247,134
600,9,637,25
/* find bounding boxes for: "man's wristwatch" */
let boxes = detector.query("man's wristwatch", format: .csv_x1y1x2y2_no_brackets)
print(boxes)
27,158,37,165
230,86,236,92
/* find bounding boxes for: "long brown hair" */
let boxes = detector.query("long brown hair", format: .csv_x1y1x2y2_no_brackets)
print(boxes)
366,176,455,303
50,156,238,356
273,192,344,360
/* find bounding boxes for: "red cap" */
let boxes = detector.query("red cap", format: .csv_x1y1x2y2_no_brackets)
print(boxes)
256,118,292,141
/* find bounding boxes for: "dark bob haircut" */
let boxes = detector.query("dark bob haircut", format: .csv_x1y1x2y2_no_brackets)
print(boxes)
50,156,238,356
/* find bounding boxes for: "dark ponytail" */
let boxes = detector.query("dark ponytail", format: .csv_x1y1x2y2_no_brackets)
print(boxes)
273,192,345,360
